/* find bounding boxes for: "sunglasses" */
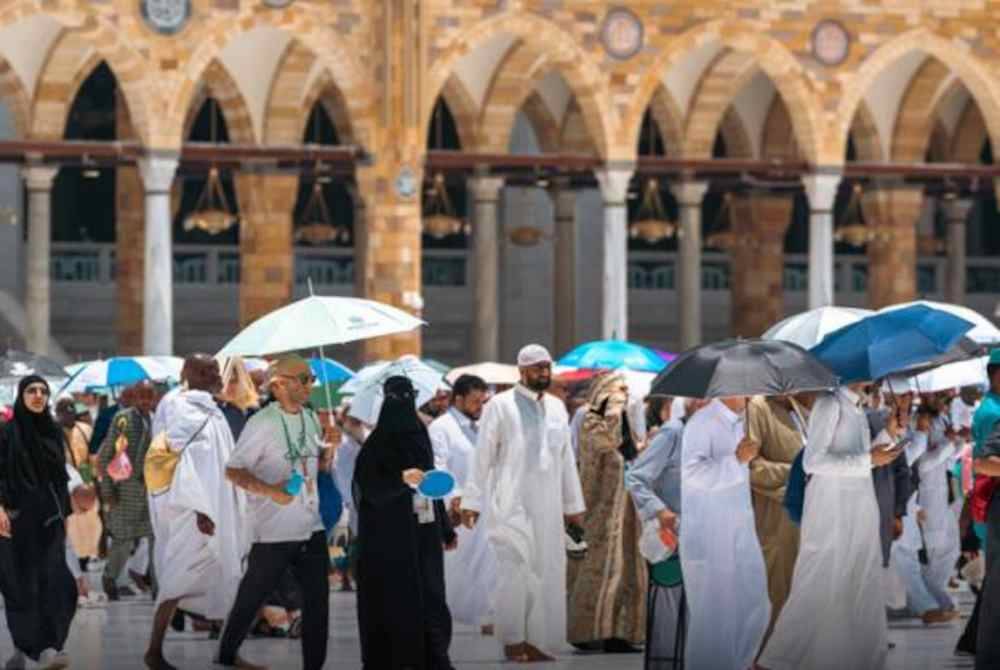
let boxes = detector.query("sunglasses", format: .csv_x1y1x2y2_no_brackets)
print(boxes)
279,373,315,386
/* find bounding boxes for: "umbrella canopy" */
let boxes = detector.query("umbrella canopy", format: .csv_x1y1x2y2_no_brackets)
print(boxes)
555,367,657,399
446,362,520,386
309,381,349,411
346,356,448,425
309,358,354,384
0,350,68,381
650,339,837,399
810,304,975,384
911,356,988,393
763,306,874,349
558,340,668,373
880,300,1000,345
61,356,183,393
217,295,425,357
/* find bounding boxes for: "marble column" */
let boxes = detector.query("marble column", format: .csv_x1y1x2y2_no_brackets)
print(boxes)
944,196,974,305
596,167,633,341
138,156,178,355
550,178,577,356
469,176,504,362
673,180,708,349
22,164,58,355
802,173,841,309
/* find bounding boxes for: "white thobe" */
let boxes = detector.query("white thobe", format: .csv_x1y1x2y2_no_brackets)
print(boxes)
149,390,248,619
761,389,887,670
333,433,362,534
429,408,497,627
462,385,585,655
679,399,769,670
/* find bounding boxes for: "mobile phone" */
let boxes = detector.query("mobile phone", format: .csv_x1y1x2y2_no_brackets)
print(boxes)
884,436,911,452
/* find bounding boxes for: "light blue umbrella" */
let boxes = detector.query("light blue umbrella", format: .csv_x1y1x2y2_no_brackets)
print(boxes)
309,358,355,384
61,356,183,393
810,304,975,384
559,340,668,373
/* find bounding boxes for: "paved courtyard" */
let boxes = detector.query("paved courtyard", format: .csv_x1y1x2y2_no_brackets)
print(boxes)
0,582,979,669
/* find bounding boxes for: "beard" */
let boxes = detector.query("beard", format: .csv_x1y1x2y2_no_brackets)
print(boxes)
524,376,551,392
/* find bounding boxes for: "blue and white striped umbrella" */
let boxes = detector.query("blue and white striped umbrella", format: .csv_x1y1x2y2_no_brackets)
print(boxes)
62,356,184,393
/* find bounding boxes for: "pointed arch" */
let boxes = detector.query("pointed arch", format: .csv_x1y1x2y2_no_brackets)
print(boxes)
182,60,255,145
645,85,683,157
520,91,561,153
848,100,883,162
0,57,30,139
438,75,478,151
891,58,952,162
682,49,758,158
952,100,989,163
761,96,799,160
719,108,752,159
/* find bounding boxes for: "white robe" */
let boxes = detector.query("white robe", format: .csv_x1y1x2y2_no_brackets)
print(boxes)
462,385,585,655
429,408,496,627
680,399,769,670
148,390,248,619
760,389,887,670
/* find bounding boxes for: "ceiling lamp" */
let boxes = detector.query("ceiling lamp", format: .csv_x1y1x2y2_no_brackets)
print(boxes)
629,178,676,243
704,192,736,250
423,173,467,239
508,225,548,247
295,175,349,246
833,183,876,247
183,166,239,235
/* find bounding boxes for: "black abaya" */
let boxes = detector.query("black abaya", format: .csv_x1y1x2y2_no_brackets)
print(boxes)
353,377,456,670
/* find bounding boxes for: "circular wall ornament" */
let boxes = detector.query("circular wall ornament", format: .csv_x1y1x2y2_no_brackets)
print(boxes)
600,7,644,61
811,19,850,66
395,166,417,200
140,0,191,35
262,0,294,7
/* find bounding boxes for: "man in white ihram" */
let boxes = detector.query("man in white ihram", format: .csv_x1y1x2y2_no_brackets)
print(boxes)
461,345,585,663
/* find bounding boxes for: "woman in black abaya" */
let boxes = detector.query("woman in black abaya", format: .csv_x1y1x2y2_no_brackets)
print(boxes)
0,376,77,667
353,376,457,670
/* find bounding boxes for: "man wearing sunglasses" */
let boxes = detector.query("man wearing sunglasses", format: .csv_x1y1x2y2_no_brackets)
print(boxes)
217,355,334,670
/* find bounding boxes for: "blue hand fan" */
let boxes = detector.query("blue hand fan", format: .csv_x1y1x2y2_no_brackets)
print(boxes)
317,471,343,531
285,471,304,496
417,469,456,500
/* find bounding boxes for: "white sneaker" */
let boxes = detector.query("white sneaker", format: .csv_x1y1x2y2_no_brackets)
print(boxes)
4,651,26,670
37,649,68,669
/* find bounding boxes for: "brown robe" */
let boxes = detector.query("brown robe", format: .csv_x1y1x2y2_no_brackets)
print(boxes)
566,374,646,645
747,396,805,643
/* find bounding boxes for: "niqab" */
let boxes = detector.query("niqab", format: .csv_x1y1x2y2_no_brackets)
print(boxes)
2,375,67,508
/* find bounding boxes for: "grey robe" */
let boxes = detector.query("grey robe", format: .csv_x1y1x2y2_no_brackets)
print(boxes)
867,409,911,567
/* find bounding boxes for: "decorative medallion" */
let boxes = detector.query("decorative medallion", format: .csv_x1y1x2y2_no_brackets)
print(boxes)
395,166,417,200
262,0,294,7
600,7,644,61
811,19,850,66
141,0,191,35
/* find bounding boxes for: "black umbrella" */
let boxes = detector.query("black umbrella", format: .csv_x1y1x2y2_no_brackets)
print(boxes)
0,349,69,381
650,339,838,399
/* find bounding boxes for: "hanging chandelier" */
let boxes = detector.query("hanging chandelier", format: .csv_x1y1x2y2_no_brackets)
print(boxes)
183,99,238,235
629,178,676,243
423,173,468,239
704,192,737,251
833,183,877,247
295,174,349,245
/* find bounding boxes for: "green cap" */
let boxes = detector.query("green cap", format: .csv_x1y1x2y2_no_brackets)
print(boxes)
990,348,1000,366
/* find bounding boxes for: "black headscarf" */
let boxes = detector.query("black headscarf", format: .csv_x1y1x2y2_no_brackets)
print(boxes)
1,375,68,509
353,376,434,509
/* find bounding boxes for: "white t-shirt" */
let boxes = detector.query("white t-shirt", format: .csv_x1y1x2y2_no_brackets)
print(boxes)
950,397,976,431
227,403,325,543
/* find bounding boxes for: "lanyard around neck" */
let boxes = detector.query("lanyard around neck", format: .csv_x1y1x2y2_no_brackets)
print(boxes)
278,410,309,468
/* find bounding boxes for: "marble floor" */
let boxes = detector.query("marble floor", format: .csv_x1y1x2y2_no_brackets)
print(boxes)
0,582,978,669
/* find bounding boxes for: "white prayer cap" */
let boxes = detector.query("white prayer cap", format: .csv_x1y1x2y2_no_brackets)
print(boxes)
517,344,553,367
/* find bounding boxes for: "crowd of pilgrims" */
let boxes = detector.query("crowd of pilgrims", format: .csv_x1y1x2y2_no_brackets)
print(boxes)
0,343,997,669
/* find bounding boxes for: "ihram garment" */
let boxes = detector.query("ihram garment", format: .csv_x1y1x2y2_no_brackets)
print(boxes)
429,407,496,627
680,399,769,670
566,373,645,645
462,385,585,656
149,389,248,619
760,388,887,670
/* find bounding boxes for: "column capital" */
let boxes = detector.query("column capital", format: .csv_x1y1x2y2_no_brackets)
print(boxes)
595,166,634,205
671,180,708,208
942,195,975,224
21,164,58,191
801,172,841,212
467,176,505,203
138,155,179,194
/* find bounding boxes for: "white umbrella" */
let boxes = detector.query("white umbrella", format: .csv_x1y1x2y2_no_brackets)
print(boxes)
763,306,874,349
217,295,425,357
911,356,988,393
347,356,447,425
446,362,520,386
879,300,1000,345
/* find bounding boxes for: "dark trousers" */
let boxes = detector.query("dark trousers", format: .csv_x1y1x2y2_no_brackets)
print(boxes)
218,531,329,670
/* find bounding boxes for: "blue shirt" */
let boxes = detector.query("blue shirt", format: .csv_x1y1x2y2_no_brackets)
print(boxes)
625,419,684,522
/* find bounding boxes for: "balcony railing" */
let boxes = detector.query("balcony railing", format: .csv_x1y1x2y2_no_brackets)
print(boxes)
49,243,1000,295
